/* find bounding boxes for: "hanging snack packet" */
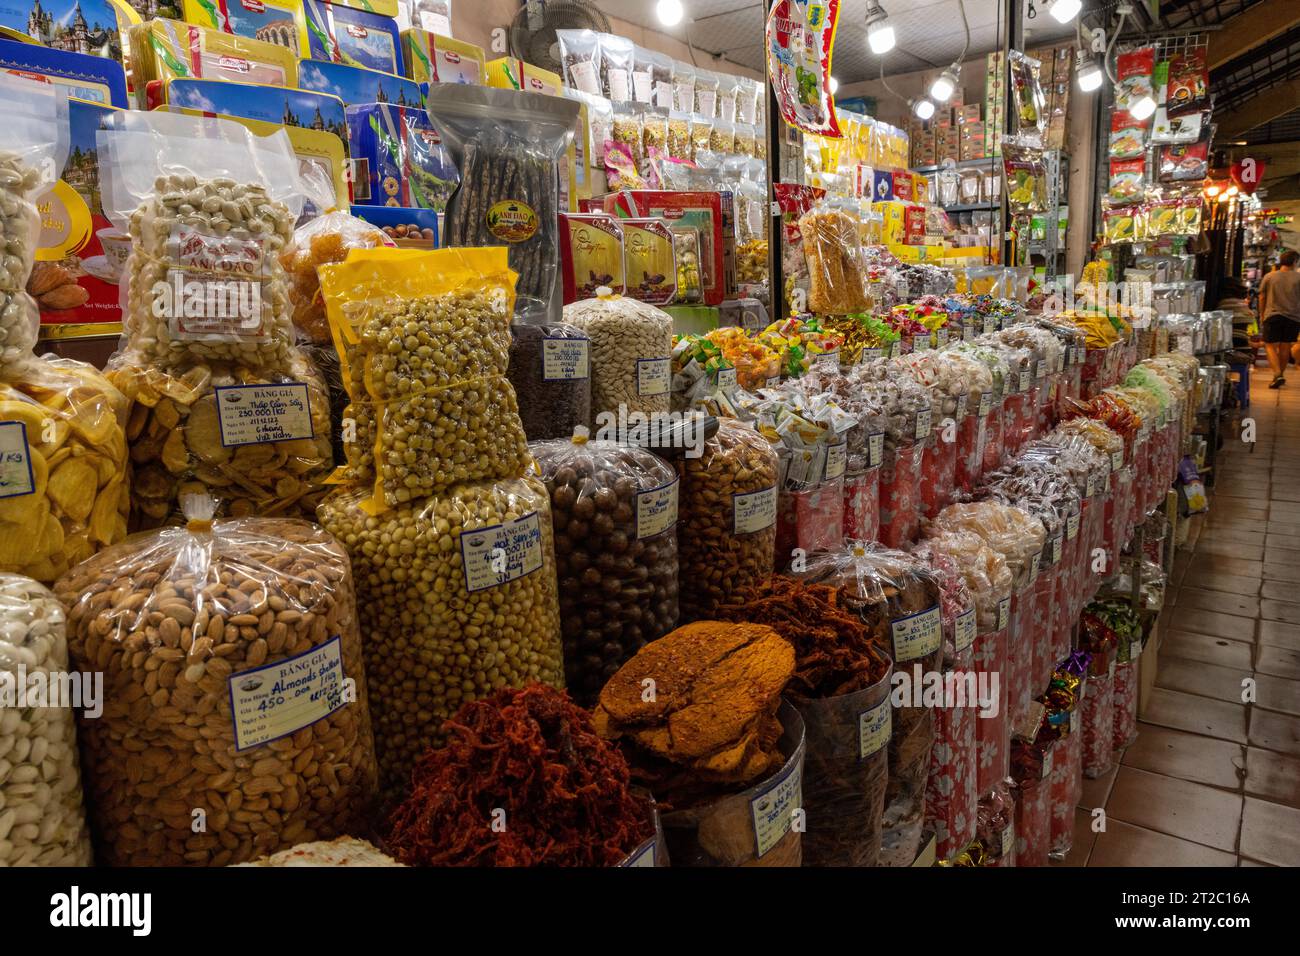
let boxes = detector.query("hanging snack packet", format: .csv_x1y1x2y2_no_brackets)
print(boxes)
557,29,603,96
694,68,720,119
1158,133,1209,183
673,62,697,114
427,84,578,308
1166,48,1209,117
1109,111,1147,160
1008,50,1046,144
1103,206,1137,244
765,0,842,138
1108,157,1146,204
1115,47,1155,114
599,33,635,103
1002,139,1049,214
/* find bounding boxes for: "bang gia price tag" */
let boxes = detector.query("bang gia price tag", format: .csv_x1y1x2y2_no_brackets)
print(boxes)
0,421,36,499
891,605,941,662
733,485,777,534
215,383,314,447
228,635,347,752
542,337,590,380
750,755,802,857
858,696,891,758
636,479,680,538
460,512,544,592
636,357,671,395
955,607,977,653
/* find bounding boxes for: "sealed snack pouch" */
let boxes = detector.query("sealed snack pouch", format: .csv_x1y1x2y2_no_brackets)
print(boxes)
320,246,528,514
426,85,578,310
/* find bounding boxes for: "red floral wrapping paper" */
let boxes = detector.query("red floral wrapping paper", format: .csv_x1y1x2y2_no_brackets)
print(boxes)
982,407,1005,474
1049,717,1084,859
879,443,923,548
974,627,1010,794
1113,659,1139,751
1003,393,1028,456
1081,496,1104,605
1031,570,1057,698
1007,586,1036,732
843,468,882,543
976,782,1016,867
925,675,978,861
1051,545,1075,666
1014,761,1052,867
921,430,958,520
955,412,984,493
776,479,846,567
1082,670,1115,778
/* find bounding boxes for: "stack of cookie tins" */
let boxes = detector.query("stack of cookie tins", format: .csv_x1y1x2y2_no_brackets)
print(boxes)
316,247,565,804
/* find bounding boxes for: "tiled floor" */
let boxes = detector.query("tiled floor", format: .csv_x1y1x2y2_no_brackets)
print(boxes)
1060,370,1300,867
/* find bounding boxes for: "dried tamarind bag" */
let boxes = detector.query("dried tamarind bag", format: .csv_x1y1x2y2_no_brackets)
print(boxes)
532,431,679,706
427,85,577,310
55,496,379,866
319,246,528,513
0,572,93,866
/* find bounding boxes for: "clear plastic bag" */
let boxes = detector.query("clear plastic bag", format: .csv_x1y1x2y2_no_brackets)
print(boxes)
55,499,379,865
280,211,390,346
799,205,869,315
0,572,92,866
427,85,577,308
0,358,130,582
676,419,778,621
317,475,563,801
506,320,591,442
564,292,674,426
532,434,679,706
98,110,304,369
557,29,602,96
319,246,527,511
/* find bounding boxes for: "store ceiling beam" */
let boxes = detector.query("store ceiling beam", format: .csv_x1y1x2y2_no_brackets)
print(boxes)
1219,75,1300,138
1206,0,1300,69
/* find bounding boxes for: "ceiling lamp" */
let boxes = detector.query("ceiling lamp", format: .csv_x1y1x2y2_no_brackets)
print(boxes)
930,65,960,103
866,1,895,55
1049,0,1082,23
912,98,935,120
656,0,684,27
1076,51,1103,91
1129,94,1157,120
829,76,839,94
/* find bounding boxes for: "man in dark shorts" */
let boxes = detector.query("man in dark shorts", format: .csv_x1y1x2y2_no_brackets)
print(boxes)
1260,249,1300,387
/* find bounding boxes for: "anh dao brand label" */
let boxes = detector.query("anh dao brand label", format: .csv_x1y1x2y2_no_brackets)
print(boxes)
229,635,346,751
460,512,544,592
733,485,777,534
997,595,1011,632
868,432,885,468
979,391,993,417
636,479,679,539
157,227,268,340
636,357,671,396
217,56,252,74
954,607,977,653
485,199,539,243
542,337,589,381
891,605,941,663
750,756,801,857
0,421,35,499
824,440,847,480
858,697,891,758
215,383,313,447
915,406,932,440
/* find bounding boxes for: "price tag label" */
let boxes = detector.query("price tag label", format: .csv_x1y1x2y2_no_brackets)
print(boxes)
936,328,949,346
963,325,977,342
714,366,738,390
1051,533,1063,565
542,337,590,380
228,636,347,752
1019,369,1031,392
956,394,969,419
0,421,35,499
750,757,802,858
868,432,885,469
955,608,977,653
636,357,671,395
1112,450,1124,470
858,697,891,758
1067,511,1080,540
816,349,840,369
860,347,883,363
733,485,777,534
997,596,1011,632
979,391,993,417
915,406,932,440
983,316,998,334
914,335,931,352
215,383,314,447
461,512,544,592
636,480,680,538
824,441,847,480
891,605,942,662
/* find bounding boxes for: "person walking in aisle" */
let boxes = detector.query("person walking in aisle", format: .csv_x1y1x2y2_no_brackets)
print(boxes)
1260,249,1300,387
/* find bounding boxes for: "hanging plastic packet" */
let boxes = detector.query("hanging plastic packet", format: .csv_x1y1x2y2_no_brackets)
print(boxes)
631,44,656,104
1109,111,1147,160
1008,50,1047,145
1002,138,1049,214
1103,206,1138,243
1115,47,1156,114
1166,48,1209,116
1108,157,1147,205
1158,130,1210,183
693,68,720,119
673,63,697,114
598,33,634,103
765,0,842,138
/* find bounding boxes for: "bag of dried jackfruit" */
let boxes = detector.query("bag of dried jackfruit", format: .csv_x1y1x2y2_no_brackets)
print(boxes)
319,247,529,512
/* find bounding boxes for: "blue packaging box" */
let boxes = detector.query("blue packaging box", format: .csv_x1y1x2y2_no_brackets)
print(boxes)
345,102,457,212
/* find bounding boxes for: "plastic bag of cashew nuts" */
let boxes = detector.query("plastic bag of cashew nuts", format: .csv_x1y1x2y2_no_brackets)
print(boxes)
53,496,379,866
563,292,674,427
319,246,529,512
0,357,131,583
316,474,565,803
97,111,306,371
0,573,93,866
0,75,69,373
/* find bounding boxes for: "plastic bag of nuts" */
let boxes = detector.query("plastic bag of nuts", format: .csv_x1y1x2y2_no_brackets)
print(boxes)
54,497,379,866
506,318,591,442
279,211,391,346
563,292,674,427
0,572,93,866
532,432,679,706
98,111,305,370
316,475,564,801
676,419,777,621
319,246,529,511
0,358,131,582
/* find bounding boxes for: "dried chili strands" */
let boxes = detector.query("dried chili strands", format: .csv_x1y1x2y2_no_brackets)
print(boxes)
385,683,653,866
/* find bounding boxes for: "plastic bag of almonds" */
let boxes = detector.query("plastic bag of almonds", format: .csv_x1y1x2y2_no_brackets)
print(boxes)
532,431,679,706
107,348,333,529
0,357,130,583
98,111,305,369
676,419,777,622
0,573,93,866
563,292,673,427
54,498,378,866
320,247,529,511
316,475,564,801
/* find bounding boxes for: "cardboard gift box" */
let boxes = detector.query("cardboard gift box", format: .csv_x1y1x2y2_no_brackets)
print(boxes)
402,29,483,84
346,101,458,211
605,190,725,306
300,0,402,75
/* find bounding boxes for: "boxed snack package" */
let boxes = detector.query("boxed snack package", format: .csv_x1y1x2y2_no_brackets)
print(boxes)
606,190,725,306
345,102,458,211
181,0,307,55
162,77,346,133
297,57,424,105
558,212,625,303
621,217,676,305
1,0,136,62
350,204,438,245
130,18,298,108
0,39,129,107
485,56,562,95
402,29,483,84
300,0,402,74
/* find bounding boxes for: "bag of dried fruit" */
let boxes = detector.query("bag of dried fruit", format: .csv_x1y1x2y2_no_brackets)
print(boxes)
55,495,378,866
98,111,334,528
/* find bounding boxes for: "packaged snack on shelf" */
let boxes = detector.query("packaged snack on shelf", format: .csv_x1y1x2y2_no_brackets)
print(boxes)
0,41,129,108
506,315,590,442
1113,655,1139,751
1115,47,1155,113
1109,111,1148,160
673,226,705,304
402,30,484,84
799,204,869,315
609,190,726,306
345,103,458,211
129,19,298,108
0,573,93,865
558,212,626,303
280,211,391,347
532,434,679,705
300,0,401,73
1158,135,1210,183
1002,138,1049,214
765,0,841,138
427,84,577,307
709,117,736,153
1167,47,1209,116
565,291,674,425
1104,206,1138,243
319,476,561,801
1011,736,1054,867
622,218,677,305
596,32,633,102
57,499,379,864
693,68,719,118
297,58,423,106
1008,50,1046,144
183,0,308,54
673,62,696,114
556,28,602,96
1108,157,1146,205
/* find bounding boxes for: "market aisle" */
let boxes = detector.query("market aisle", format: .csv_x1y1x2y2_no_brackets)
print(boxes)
1054,372,1300,866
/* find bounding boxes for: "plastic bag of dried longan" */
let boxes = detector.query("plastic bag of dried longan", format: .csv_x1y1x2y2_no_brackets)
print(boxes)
54,495,378,866
531,431,679,706
319,246,529,513
316,474,564,802
280,211,392,346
